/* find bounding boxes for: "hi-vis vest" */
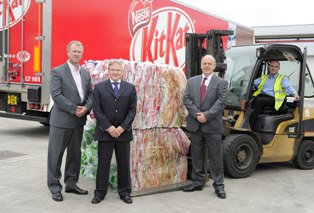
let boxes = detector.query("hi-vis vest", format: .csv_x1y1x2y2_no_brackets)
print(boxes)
253,74,286,110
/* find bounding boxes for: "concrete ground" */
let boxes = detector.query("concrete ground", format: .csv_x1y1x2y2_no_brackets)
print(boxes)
0,118,314,213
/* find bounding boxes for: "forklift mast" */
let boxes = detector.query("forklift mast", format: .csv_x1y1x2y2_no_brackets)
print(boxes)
185,30,233,78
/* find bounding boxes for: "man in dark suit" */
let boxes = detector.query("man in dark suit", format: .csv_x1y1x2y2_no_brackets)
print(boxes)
91,60,137,204
48,41,93,202
183,55,228,199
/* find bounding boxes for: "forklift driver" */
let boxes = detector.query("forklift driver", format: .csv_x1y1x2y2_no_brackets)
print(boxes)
250,60,300,130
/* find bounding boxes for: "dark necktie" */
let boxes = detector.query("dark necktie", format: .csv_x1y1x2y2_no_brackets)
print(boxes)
113,82,119,97
200,77,207,103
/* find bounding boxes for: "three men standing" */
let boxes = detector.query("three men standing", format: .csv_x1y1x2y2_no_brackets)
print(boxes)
48,46,226,203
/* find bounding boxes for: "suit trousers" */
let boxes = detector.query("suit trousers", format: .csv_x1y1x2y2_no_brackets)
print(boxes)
190,128,224,190
94,140,131,198
47,126,83,194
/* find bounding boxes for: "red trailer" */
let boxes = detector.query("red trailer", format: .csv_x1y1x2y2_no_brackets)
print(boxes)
0,0,253,122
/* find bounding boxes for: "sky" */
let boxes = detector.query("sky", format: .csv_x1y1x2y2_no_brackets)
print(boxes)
177,0,314,27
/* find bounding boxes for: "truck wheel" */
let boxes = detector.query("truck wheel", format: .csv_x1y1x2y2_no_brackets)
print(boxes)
294,140,314,170
223,134,259,178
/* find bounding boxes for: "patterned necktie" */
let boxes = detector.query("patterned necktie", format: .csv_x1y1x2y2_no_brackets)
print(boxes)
113,82,119,97
200,77,207,103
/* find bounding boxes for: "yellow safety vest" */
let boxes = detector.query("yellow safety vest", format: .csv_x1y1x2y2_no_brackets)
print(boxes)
253,74,286,110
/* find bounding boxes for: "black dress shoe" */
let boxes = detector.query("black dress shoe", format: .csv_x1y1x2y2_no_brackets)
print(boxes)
52,192,63,202
183,185,203,192
215,189,226,199
65,186,88,195
91,196,104,204
120,195,133,204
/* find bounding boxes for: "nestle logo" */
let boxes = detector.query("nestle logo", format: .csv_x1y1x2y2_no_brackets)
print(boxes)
132,7,150,25
128,0,152,37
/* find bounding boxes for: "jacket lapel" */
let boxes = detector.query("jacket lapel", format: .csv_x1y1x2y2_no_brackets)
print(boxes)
204,75,216,101
104,80,116,97
80,68,86,98
117,81,127,99
196,75,202,105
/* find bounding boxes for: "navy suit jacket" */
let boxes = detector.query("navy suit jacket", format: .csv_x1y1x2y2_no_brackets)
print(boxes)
92,79,137,142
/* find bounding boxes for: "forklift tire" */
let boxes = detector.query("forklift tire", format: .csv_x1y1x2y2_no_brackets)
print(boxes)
223,134,260,178
294,140,314,170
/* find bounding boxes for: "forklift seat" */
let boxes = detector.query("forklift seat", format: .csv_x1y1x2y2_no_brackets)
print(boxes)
254,113,294,144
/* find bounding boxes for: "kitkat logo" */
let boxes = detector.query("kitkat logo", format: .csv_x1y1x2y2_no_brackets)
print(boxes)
0,0,31,31
130,7,195,69
128,0,153,37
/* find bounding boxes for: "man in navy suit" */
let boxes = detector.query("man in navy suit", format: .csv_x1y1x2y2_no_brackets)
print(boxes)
91,60,137,204
183,55,228,199
48,41,93,202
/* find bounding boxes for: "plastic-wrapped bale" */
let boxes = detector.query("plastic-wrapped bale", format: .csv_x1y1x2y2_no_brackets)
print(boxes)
157,65,187,127
81,59,190,192
130,128,190,191
83,59,187,129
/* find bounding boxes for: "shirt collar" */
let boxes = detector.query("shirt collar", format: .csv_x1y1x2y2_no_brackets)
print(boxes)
202,73,213,82
110,79,121,84
268,73,279,79
202,73,213,79
67,61,80,73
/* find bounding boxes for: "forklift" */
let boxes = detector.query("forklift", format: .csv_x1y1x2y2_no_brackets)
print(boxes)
185,31,314,179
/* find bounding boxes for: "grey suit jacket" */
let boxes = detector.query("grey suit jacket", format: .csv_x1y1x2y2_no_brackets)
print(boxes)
49,62,93,128
183,75,228,134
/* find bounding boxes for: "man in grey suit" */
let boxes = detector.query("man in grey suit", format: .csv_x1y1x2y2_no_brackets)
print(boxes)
183,55,228,199
47,41,93,202
91,60,137,205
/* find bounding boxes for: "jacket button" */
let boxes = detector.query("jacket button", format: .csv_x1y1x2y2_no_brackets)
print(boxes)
115,110,118,112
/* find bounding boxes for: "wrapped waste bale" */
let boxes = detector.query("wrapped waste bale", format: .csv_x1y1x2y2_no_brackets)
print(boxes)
81,59,190,192
84,59,187,128
131,128,189,191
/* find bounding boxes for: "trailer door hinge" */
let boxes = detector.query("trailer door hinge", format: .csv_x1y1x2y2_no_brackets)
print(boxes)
35,36,45,41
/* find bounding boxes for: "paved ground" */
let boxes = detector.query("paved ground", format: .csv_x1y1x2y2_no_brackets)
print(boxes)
0,118,314,213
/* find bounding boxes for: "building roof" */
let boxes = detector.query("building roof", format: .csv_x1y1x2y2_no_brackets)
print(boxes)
253,24,314,40
253,24,314,55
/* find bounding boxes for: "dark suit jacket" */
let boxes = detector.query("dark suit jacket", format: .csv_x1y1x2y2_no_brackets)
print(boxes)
93,79,137,142
49,62,93,128
183,75,228,134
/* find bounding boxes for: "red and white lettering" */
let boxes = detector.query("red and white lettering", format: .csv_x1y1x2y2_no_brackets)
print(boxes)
130,7,195,69
0,0,31,31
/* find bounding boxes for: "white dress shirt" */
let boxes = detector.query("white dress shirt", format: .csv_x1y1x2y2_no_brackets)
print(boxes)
68,61,84,102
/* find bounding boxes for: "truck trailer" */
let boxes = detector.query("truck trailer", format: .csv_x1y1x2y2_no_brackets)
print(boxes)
0,0,253,123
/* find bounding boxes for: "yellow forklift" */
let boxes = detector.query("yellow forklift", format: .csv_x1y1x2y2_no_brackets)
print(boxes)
223,44,314,178
185,31,314,178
